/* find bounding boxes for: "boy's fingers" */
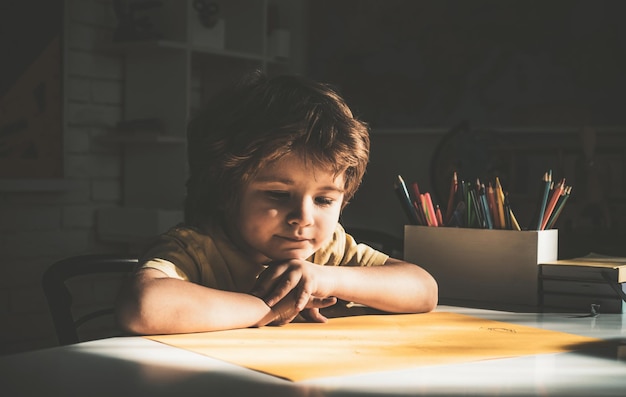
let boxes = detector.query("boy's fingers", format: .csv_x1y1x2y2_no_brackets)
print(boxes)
270,307,300,326
300,297,337,322
264,275,299,307
316,296,338,308
249,274,271,298
295,289,311,311
263,265,307,306
300,308,327,323
249,264,285,298
303,296,337,310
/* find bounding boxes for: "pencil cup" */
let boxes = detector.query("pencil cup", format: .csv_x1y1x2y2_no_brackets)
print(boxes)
404,226,558,310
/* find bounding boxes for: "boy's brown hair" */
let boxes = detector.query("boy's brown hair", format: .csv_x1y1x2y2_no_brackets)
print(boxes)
185,71,370,225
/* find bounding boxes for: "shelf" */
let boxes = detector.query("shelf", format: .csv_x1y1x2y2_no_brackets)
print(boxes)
113,39,271,63
95,132,186,145
96,0,301,243
113,39,189,52
190,45,267,62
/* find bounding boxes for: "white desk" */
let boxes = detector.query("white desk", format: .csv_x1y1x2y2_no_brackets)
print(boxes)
2,306,625,397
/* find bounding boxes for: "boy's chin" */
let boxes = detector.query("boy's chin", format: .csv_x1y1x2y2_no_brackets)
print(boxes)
266,248,315,262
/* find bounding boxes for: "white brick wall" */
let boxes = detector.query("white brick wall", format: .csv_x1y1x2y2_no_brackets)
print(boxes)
0,0,128,355
65,102,121,126
91,79,123,104
64,153,121,178
67,77,92,102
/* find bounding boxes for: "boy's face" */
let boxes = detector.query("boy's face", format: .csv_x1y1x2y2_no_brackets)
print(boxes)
233,152,345,263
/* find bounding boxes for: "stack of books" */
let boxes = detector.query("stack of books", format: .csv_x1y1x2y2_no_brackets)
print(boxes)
539,253,626,314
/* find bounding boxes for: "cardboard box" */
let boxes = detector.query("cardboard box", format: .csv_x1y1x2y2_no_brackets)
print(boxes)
404,226,558,310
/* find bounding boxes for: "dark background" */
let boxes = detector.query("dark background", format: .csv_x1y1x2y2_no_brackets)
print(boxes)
306,0,626,129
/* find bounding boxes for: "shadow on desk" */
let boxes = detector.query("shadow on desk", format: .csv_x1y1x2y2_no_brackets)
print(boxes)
565,338,626,362
3,337,430,397
3,343,303,397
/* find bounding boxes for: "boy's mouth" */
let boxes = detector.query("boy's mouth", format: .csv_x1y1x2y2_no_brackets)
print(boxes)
277,235,311,243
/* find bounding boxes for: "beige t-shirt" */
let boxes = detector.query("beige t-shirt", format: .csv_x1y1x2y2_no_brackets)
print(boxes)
139,223,389,293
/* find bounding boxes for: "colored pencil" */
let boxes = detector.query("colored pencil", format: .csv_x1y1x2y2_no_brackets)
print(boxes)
541,178,565,230
394,175,419,225
479,183,493,229
435,205,444,227
534,170,552,230
494,177,506,229
545,186,571,229
410,182,427,226
445,171,458,224
487,183,499,229
424,192,439,227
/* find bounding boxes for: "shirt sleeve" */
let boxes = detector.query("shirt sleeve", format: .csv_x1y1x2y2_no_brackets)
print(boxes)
141,258,189,281
313,224,389,267
138,225,203,283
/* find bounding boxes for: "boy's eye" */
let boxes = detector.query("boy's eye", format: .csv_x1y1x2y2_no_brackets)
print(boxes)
316,197,335,206
265,191,289,200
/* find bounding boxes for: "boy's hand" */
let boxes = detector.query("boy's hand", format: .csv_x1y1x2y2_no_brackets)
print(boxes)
261,290,336,326
299,307,332,323
251,258,332,311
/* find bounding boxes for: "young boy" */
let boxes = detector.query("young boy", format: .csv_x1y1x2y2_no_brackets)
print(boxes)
115,71,438,335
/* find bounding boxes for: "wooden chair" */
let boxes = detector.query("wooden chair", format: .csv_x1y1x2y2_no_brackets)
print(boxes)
42,254,138,345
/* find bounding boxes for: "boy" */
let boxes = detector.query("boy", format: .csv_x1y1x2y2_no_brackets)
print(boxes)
115,71,437,334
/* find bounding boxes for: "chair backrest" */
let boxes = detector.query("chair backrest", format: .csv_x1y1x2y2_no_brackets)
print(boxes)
42,254,138,345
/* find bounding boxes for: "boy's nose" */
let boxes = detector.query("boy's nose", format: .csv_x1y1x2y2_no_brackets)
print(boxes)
287,200,314,226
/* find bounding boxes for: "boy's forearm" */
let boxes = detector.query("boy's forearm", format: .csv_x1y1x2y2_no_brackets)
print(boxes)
322,260,438,313
116,276,275,335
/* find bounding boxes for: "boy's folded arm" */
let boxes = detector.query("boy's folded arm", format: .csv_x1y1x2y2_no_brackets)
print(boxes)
115,268,282,335
321,258,438,314
249,258,437,316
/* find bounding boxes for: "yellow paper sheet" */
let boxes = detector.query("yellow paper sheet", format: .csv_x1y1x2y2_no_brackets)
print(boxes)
146,312,599,381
